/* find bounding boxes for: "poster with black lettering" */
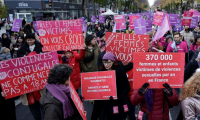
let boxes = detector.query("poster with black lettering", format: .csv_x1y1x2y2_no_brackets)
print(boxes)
106,32,149,62
133,53,185,89
0,51,59,99
36,20,84,52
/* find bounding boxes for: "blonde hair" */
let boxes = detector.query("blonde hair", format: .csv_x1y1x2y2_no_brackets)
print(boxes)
180,72,200,100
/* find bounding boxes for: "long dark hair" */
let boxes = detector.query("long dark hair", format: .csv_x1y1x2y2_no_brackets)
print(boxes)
99,60,120,71
16,35,25,44
193,35,200,46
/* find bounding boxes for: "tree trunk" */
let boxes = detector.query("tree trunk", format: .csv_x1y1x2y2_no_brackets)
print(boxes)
82,0,85,16
181,0,183,14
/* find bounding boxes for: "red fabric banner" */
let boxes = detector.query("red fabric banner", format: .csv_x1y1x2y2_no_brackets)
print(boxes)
81,71,117,100
0,52,59,99
106,32,149,62
37,20,84,52
133,53,185,89
70,82,87,120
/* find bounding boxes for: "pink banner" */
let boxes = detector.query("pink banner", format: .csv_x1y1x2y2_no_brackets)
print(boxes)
153,11,164,26
114,15,126,30
182,11,193,26
129,15,139,29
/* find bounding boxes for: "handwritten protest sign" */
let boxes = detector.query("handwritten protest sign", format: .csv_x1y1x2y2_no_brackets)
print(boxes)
173,23,183,32
169,14,178,26
190,16,198,28
70,82,87,120
81,71,117,100
129,15,139,29
182,11,193,26
133,53,185,89
106,32,149,62
37,20,84,51
0,52,59,99
153,11,164,26
134,18,146,35
114,15,126,30
12,19,22,32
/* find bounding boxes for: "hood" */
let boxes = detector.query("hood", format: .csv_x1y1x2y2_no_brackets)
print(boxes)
40,87,62,106
0,47,9,53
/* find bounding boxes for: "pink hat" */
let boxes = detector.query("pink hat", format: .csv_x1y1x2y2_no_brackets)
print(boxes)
103,52,116,61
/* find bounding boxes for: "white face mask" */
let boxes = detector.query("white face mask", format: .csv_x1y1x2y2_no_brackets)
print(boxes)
14,48,18,51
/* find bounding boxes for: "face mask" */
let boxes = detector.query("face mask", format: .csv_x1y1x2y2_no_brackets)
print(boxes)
14,48,19,51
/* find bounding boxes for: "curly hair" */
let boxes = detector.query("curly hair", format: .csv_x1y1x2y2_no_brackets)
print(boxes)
180,72,200,100
47,64,73,84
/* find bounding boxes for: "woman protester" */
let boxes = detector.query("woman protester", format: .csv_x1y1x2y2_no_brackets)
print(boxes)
180,70,200,120
40,64,82,120
1,33,11,49
190,35,200,52
91,52,130,120
11,35,25,58
131,83,179,120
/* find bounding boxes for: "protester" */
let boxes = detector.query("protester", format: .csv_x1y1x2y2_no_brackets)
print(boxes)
0,41,12,60
193,26,200,40
61,48,86,91
17,33,43,57
24,23,34,34
150,40,164,52
40,64,82,120
163,35,173,52
4,21,11,37
91,52,130,120
80,34,101,72
181,26,194,48
11,35,25,58
97,33,105,52
190,35,200,52
22,17,26,28
95,26,103,37
1,33,11,49
180,71,200,119
126,26,134,34
131,83,179,120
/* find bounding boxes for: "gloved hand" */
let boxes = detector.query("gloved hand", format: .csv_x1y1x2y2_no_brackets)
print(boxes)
163,83,173,97
138,83,150,96
109,96,114,101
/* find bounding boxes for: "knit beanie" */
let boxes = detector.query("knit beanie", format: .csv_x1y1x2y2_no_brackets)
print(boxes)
165,35,174,42
102,52,116,61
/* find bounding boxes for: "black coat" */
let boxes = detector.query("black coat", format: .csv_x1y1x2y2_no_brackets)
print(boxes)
184,59,199,82
0,37,11,49
91,66,130,120
17,40,43,57
97,50,105,69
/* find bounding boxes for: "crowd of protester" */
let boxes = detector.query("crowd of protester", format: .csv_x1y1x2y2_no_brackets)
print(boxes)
1,12,200,120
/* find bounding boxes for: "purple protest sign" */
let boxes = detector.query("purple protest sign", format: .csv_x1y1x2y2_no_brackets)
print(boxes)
33,21,39,34
169,14,178,26
91,15,96,23
177,18,182,24
145,20,152,32
82,24,87,32
173,24,183,32
134,18,146,35
79,17,85,24
11,19,22,32
99,16,105,23
190,16,198,28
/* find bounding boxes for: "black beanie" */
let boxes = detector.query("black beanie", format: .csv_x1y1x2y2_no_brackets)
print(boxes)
85,34,95,45
25,33,35,40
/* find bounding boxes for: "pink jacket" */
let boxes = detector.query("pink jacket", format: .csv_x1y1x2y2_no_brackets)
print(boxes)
181,94,200,120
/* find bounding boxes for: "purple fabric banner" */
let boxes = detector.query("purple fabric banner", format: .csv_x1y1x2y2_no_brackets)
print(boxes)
134,18,146,35
91,15,96,23
33,21,38,34
99,16,105,23
82,24,87,32
145,20,152,32
173,24,183,32
190,16,198,28
169,14,178,26
11,19,22,32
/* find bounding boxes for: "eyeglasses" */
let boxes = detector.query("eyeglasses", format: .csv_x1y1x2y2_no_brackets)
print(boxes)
102,61,112,64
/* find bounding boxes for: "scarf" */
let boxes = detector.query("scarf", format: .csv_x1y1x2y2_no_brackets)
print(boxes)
176,41,181,45
46,83,74,119
144,89,153,112
62,56,70,64
196,42,200,45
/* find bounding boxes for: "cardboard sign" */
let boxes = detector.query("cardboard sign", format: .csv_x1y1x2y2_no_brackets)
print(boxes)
153,11,164,26
190,16,198,28
37,20,84,51
11,19,22,32
70,82,87,120
145,20,152,32
129,15,139,29
99,16,105,23
106,32,149,62
134,18,146,35
81,71,117,100
0,52,59,99
182,11,193,26
114,15,126,30
169,14,178,26
133,53,185,89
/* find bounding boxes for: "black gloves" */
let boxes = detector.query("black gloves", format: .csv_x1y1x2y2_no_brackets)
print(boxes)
163,83,173,97
138,83,150,96
109,96,114,101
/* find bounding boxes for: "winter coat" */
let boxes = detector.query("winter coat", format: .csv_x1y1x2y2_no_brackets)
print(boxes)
0,47,12,60
131,89,179,120
79,44,101,72
181,30,194,48
184,59,199,82
61,50,86,90
4,23,11,30
97,50,105,69
40,87,82,120
91,66,130,120
17,40,43,57
193,30,200,40
0,36,11,49
181,94,200,120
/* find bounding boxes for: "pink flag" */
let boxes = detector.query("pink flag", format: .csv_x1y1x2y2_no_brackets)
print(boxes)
152,13,171,42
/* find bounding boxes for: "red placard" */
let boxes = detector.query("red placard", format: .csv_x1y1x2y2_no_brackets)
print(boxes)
133,53,185,89
152,11,164,26
81,71,117,100
114,15,126,30
37,20,84,52
70,82,87,120
0,52,59,99
106,32,149,62
129,15,139,29
182,11,193,26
